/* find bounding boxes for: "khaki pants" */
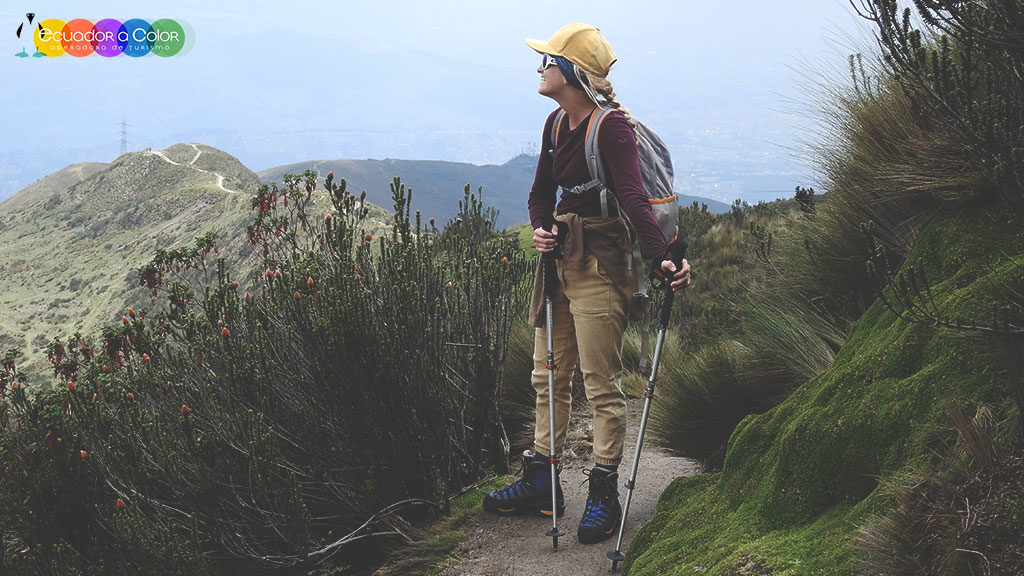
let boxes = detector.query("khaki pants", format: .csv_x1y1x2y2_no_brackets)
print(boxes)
531,215,632,467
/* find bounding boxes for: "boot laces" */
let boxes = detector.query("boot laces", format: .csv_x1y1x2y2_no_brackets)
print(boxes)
579,469,618,527
492,453,552,500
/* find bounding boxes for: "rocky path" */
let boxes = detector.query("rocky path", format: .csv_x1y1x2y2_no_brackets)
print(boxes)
441,400,700,576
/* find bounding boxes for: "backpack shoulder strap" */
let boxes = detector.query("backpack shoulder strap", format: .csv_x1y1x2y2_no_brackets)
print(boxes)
550,109,567,148
584,106,615,184
583,106,616,217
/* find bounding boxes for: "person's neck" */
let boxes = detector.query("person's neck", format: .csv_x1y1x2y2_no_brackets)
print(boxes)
555,92,598,130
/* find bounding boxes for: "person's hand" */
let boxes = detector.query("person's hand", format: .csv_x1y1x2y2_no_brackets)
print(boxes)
659,258,691,291
533,227,556,253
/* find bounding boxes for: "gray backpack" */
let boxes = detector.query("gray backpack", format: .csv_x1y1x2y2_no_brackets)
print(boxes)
551,106,679,368
550,106,678,246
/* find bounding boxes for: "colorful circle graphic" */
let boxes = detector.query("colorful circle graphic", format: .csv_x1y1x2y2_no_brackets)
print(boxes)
118,19,152,58
60,19,96,57
148,19,185,57
33,18,67,57
92,19,123,57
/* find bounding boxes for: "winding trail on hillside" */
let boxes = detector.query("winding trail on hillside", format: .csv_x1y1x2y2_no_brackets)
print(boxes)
442,399,699,576
118,145,243,251
146,144,240,195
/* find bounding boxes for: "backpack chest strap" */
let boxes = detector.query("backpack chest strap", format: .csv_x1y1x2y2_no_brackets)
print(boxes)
561,178,605,197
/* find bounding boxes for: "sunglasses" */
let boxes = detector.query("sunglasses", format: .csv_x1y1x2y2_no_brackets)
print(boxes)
541,53,559,70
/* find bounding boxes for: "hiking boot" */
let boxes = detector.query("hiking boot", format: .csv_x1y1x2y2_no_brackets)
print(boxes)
483,450,566,517
577,466,622,544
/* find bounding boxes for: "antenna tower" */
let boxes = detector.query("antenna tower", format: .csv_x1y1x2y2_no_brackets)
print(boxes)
119,119,130,155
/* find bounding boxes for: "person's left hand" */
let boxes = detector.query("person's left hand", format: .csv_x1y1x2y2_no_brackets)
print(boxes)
659,258,691,292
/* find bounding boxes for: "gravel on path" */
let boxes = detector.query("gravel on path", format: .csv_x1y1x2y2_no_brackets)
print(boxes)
441,399,701,576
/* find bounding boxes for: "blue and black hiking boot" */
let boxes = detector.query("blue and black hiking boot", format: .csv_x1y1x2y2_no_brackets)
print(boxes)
483,450,566,517
577,466,622,544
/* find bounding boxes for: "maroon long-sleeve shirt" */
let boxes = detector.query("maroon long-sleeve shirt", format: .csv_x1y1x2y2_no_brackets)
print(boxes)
528,108,669,260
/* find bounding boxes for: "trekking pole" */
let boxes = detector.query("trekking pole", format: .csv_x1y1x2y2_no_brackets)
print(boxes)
543,220,567,551
608,241,687,571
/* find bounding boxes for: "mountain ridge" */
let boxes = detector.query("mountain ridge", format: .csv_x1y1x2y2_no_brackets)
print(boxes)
0,143,391,380
258,153,732,227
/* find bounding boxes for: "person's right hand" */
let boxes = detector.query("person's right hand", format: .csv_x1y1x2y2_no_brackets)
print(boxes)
533,227,556,253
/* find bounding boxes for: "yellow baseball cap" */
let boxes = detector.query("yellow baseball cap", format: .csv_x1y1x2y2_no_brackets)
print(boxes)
525,23,617,78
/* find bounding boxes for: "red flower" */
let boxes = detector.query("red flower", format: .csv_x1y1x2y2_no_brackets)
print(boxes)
128,308,136,318
364,233,372,243
180,404,190,415
126,392,135,401
67,381,76,391
221,327,231,337
293,291,302,300
141,354,150,363
307,277,314,287
102,364,109,373
324,214,332,223
116,498,126,509
230,281,239,289
355,274,362,281
80,450,88,460
122,316,130,325
502,257,509,264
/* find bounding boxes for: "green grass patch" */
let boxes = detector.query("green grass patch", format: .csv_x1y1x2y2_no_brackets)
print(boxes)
624,206,1024,575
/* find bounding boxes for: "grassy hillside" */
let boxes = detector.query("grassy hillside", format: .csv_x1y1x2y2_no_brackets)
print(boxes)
624,206,1022,575
0,162,108,213
623,2,1024,572
0,145,390,380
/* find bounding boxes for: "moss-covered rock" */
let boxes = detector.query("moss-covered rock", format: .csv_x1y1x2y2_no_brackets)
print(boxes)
624,205,1024,575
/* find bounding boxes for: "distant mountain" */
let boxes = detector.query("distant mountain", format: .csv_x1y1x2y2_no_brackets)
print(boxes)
678,195,731,214
259,154,731,227
258,154,539,228
0,144,388,380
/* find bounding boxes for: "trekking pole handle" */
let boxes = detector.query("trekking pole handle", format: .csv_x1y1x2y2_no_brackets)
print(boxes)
657,241,688,326
542,220,568,296
549,220,568,259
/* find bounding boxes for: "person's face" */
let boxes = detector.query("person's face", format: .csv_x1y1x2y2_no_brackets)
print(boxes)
537,54,565,96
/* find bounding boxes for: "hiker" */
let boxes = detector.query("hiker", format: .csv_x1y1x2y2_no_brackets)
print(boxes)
483,23,690,545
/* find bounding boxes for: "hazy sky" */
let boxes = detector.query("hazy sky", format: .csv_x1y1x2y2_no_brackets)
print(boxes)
1,1,874,203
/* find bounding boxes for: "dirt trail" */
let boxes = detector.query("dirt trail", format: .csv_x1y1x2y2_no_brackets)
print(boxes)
146,144,239,194
442,400,700,576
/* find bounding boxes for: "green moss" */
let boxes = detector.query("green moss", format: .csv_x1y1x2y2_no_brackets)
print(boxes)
624,207,1024,575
